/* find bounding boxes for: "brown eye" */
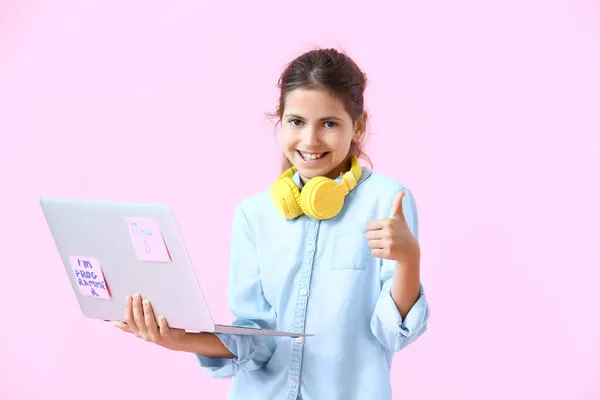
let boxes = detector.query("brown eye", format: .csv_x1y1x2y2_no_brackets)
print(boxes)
289,119,303,127
324,121,338,128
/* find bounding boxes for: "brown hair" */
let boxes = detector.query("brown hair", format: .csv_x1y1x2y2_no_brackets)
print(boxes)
267,48,373,172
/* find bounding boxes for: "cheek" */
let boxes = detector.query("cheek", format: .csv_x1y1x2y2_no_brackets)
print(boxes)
279,129,296,147
328,134,353,154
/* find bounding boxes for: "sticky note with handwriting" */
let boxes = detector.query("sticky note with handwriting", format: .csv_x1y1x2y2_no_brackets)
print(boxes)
69,255,111,299
125,217,171,262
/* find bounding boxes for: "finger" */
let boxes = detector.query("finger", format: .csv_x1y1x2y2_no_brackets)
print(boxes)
132,294,149,338
368,238,385,249
371,248,392,259
157,316,170,338
112,320,132,333
143,300,161,341
366,229,386,240
391,190,406,219
124,296,139,334
366,219,388,231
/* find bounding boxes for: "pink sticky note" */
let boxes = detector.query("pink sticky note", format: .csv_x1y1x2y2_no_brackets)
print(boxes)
125,217,171,262
68,255,111,299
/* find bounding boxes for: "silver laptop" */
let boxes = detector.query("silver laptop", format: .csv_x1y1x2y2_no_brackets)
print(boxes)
39,197,311,338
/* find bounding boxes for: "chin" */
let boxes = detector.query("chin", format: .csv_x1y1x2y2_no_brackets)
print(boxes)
297,170,320,179
297,166,335,181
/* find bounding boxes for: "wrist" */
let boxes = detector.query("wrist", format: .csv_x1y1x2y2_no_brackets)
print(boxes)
393,255,421,294
179,332,235,359
395,249,420,270
177,332,207,353
169,331,195,352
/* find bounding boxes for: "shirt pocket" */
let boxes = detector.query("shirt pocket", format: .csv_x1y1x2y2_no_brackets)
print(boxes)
331,229,370,270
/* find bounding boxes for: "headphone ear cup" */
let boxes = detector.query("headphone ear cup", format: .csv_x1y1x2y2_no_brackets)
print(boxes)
299,177,346,220
269,177,303,219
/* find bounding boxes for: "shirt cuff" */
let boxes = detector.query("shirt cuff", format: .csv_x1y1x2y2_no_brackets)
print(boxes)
371,283,429,351
196,333,275,379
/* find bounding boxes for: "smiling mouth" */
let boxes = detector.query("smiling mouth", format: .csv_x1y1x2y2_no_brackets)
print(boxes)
297,150,329,161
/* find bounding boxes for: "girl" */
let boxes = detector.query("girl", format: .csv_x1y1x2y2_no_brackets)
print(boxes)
114,48,430,400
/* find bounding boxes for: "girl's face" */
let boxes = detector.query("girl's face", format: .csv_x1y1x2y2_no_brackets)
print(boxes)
280,88,360,182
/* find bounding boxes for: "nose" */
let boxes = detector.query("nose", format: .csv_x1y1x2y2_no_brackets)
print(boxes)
301,126,319,147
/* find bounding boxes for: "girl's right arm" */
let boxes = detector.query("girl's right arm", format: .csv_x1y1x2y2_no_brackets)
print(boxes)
180,332,235,358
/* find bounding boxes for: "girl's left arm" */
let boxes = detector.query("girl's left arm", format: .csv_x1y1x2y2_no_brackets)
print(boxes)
367,188,430,353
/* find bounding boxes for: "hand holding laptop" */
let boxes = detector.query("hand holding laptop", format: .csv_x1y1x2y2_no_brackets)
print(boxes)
112,292,236,358
112,293,188,351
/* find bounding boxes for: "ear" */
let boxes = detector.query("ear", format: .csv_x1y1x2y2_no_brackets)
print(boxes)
353,112,367,141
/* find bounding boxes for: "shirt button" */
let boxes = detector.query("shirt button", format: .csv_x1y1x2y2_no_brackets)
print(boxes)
296,337,304,344
306,244,314,252
290,379,297,387
299,288,308,296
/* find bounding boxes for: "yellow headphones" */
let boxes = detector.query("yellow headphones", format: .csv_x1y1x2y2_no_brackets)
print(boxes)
269,155,363,220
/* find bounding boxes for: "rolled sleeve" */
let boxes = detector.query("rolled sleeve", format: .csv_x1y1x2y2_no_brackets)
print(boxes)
196,333,276,379
370,281,429,352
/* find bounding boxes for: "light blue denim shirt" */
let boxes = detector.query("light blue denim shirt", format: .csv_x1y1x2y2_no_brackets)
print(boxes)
197,167,430,400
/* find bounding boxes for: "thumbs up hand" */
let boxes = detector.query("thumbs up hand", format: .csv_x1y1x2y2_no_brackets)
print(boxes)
366,190,420,265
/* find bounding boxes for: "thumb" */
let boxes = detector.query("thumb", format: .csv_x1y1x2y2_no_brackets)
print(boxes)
391,190,406,219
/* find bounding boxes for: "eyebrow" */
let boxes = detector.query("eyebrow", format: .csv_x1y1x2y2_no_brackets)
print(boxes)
284,114,344,122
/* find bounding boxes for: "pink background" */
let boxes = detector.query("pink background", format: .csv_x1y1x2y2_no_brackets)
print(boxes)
1,1,599,399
